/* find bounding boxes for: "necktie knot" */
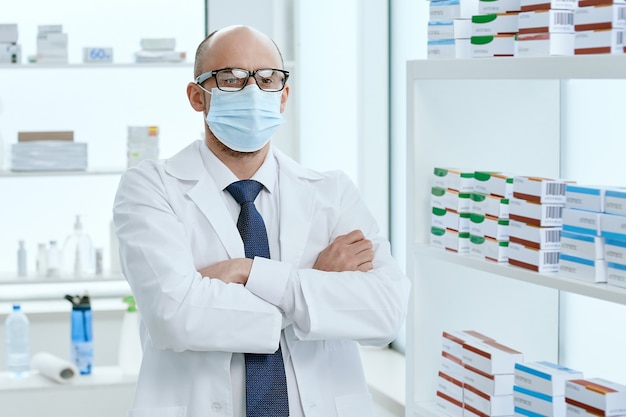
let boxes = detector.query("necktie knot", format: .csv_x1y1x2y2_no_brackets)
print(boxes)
226,180,264,205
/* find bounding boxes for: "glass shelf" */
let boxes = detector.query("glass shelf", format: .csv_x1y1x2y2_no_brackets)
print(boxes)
0,168,126,177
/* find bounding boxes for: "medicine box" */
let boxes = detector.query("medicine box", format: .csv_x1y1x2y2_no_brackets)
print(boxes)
562,207,602,236
464,384,514,416
428,19,472,40
433,167,475,192
605,238,626,264
600,212,626,241
430,0,480,20
479,0,522,14
561,230,604,260
469,235,509,262
464,364,515,396
432,187,471,213
514,361,584,397
508,242,560,273
0,23,18,43
566,402,607,417
575,4,626,31
0,43,21,64
515,32,575,56
428,38,472,59
431,226,471,254
432,207,471,233
607,262,626,289
565,378,626,416
472,13,520,36
471,34,516,57
520,0,577,11
604,189,626,216
575,29,625,55
518,10,575,34
566,185,606,213
470,214,510,240
442,350,465,379
436,390,464,417
509,220,561,250
442,330,495,359
509,197,564,227
471,193,510,219
439,370,464,402
559,253,607,283
462,339,523,375
513,385,566,417
474,171,514,198
513,176,568,204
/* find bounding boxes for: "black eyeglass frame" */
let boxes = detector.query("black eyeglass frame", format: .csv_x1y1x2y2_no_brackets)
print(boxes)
195,68,290,92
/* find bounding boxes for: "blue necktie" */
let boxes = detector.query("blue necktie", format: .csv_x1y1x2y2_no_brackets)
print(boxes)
226,179,289,417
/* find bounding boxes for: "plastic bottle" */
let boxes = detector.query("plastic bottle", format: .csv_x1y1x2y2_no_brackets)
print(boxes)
62,215,95,278
118,295,142,375
47,240,61,278
5,304,30,378
36,242,48,276
17,240,27,277
65,293,93,375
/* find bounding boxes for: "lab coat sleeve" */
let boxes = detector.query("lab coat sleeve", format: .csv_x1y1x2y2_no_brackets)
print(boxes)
113,161,282,354
246,170,411,346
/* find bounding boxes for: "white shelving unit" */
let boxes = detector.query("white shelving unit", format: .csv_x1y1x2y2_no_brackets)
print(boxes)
405,56,626,417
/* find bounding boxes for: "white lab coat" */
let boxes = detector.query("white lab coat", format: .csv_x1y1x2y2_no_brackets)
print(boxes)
113,140,410,417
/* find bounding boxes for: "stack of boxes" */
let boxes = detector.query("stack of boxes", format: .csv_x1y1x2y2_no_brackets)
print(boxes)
134,38,186,63
11,131,87,171
559,185,607,283
513,361,584,417
427,0,475,58
469,172,512,263
565,378,626,416
516,0,577,56
36,25,68,64
127,126,159,168
430,168,474,254
437,330,495,417
508,176,567,273
0,23,21,64
600,189,626,288
574,0,626,54
471,4,521,57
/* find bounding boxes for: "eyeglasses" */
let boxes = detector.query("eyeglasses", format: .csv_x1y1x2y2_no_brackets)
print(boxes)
195,68,290,92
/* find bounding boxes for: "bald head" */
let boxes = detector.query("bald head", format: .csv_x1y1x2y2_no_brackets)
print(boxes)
193,25,284,78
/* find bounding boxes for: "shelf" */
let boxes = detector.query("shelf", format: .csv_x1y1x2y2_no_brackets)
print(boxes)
415,244,626,305
0,62,193,70
0,168,125,177
411,402,444,417
407,55,626,80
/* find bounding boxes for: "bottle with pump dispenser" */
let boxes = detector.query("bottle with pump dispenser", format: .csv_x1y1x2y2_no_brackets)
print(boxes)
5,304,30,378
62,215,95,278
17,240,27,277
118,295,142,375
65,293,93,375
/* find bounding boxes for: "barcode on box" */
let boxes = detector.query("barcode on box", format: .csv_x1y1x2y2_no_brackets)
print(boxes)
554,11,573,25
544,251,560,265
546,183,566,196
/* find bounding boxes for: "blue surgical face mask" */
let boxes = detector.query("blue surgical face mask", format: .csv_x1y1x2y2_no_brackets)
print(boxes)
205,85,284,152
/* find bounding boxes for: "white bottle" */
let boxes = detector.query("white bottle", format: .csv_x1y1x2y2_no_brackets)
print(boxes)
62,215,95,278
118,295,142,375
17,240,27,277
36,242,48,277
5,304,30,378
47,240,61,278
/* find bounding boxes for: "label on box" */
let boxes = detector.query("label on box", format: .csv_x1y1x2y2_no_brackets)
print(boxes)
563,207,602,236
472,13,520,36
474,171,514,198
575,4,626,31
575,28,625,55
566,184,606,212
83,47,113,63
513,176,568,204
509,197,564,227
509,220,561,250
561,230,604,260
605,189,626,216
514,361,584,397
559,254,607,283
513,385,566,417
433,167,475,192
508,242,560,273
565,378,626,416
471,34,516,57
519,10,575,34
471,193,510,219
607,262,626,288
605,238,626,264
600,212,626,241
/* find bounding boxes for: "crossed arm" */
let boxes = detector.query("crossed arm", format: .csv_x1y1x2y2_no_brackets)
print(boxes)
197,229,374,284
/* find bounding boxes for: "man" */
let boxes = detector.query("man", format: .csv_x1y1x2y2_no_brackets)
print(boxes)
113,25,410,417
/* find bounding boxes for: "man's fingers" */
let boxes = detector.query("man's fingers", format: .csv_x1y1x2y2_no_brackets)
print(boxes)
338,229,366,244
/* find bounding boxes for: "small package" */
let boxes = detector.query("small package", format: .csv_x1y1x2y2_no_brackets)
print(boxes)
509,197,564,227
605,237,626,264
432,207,471,233
513,385,566,417
565,378,626,416
518,10,575,34
575,28,625,55
431,226,470,254
430,0,480,20
601,212,626,241
0,23,18,43
607,261,626,288
428,38,472,59
432,187,471,213
471,193,510,219
439,370,464,402
565,184,607,213
513,176,568,204
428,19,472,40
508,242,560,273
575,4,626,31
520,0,577,11
479,0,522,14
472,13,520,36
469,235,509,262
471,34,516,57
474,171,514,198
509,219,561,250
464,384,514,416
433,167,475,192
561,230,604,260
563,207,602,236
604,189,626,216
442,329,495,360
464,364,515,396
514,361,584,397
442,350,465,379
127,125,159,168
559,253,607,283
462,339,523,375
515,32,575,56
470,214,510,240
436,391,464,417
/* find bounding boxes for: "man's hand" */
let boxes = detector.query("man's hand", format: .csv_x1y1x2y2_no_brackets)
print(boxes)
198,258,253,284
313,229,374,272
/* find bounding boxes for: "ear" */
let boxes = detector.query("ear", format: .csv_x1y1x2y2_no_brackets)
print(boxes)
279,84,290,114
187,82,207,112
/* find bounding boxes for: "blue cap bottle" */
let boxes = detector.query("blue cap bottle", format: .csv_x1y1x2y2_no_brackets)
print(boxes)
65,293,93,375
